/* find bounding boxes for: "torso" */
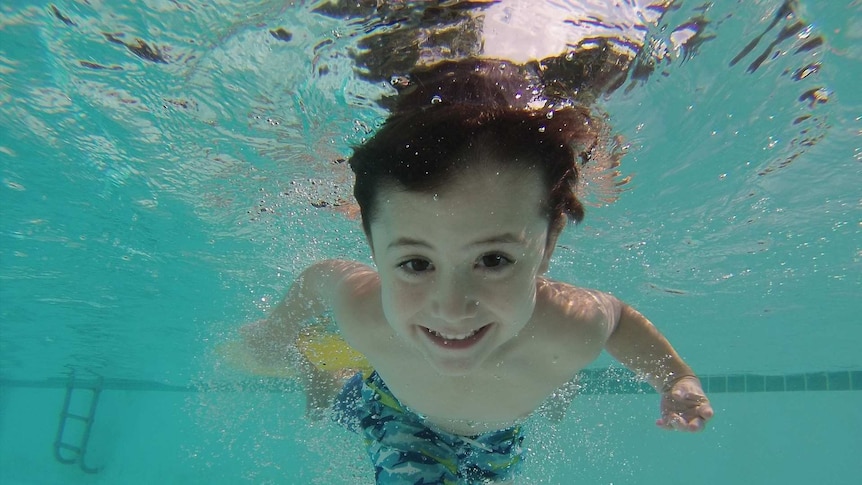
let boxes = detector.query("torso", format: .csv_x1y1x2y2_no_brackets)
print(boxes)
335,272,614,436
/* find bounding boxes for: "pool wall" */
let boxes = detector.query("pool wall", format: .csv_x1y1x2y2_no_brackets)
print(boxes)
2,373,858,484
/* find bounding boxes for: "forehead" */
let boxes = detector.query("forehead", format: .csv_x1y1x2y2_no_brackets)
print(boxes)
370,164,547,242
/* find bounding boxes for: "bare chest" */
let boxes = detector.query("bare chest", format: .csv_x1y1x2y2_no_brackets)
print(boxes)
370,338,586,435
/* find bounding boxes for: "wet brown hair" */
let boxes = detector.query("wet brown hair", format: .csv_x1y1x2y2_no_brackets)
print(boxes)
349,59,602,237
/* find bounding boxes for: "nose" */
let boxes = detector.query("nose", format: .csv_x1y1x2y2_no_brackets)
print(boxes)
430,272,479,322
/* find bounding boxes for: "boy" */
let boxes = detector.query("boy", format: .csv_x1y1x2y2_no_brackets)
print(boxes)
241,61,713,484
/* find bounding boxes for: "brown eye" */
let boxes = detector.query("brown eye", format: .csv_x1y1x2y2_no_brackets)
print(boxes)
401,258,432,272
479,254,512,269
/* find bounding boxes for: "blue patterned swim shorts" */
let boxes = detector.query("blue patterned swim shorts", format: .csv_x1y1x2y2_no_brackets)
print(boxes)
332,371,524,484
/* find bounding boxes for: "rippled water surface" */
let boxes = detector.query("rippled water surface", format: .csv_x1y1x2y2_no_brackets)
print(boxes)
4,0,857,381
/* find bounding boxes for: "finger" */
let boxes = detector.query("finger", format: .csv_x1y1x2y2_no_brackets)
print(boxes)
679,402,714,420
686,401,718,430
657,413,686,430
699,403,715,420
685,417,705,432
656,419,676,430
672,415,691,431
671,390,710,405
675,404,713,429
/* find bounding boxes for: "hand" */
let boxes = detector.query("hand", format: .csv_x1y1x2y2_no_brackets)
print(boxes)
304,368,360,421
239,319,357,421
657,376,714,432
238,319,286,367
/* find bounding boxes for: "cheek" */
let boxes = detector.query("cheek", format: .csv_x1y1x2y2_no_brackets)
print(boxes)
381,279,426,323
480,272,538,319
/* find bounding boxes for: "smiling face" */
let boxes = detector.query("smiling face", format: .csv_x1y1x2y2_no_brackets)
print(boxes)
369,162,555,376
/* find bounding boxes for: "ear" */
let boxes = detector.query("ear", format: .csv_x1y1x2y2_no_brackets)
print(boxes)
539,217,564,274
365,231,377,264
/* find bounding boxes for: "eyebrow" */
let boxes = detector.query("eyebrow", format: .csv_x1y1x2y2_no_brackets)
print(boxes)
388,237,432,250
470,233,526,246
387,233,526,250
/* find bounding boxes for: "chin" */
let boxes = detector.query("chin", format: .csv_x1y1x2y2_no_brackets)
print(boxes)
421,344,491,377
428,357,483,377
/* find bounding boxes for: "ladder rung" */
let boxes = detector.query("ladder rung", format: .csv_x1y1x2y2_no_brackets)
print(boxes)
62,413,92,422
57,442,82,453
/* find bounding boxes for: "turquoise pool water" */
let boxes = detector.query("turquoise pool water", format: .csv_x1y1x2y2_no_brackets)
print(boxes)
1,1,859,484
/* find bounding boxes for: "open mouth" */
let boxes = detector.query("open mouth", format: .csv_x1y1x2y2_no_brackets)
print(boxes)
420,323,492,350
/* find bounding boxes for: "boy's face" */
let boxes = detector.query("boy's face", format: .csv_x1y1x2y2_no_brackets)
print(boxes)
369,162,555,376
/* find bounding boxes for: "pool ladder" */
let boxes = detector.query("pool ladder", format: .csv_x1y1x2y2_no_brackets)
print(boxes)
53,368,102,473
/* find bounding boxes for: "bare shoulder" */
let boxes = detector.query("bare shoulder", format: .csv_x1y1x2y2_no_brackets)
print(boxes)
320,260,386,353
306,259,375,284
534,278,622,344
302,259,377,301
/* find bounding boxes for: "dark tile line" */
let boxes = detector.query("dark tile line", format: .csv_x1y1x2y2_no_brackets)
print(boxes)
702,370,862,394
1,370,860,395
576,369,862,395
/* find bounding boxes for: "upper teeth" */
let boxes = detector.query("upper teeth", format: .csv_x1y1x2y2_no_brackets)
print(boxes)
430,328,479,340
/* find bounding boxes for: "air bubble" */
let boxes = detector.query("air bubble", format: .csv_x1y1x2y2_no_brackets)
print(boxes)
430,95,442,104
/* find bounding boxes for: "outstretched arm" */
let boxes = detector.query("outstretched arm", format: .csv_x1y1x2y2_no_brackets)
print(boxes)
603,300,714,432
241,259,372,417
